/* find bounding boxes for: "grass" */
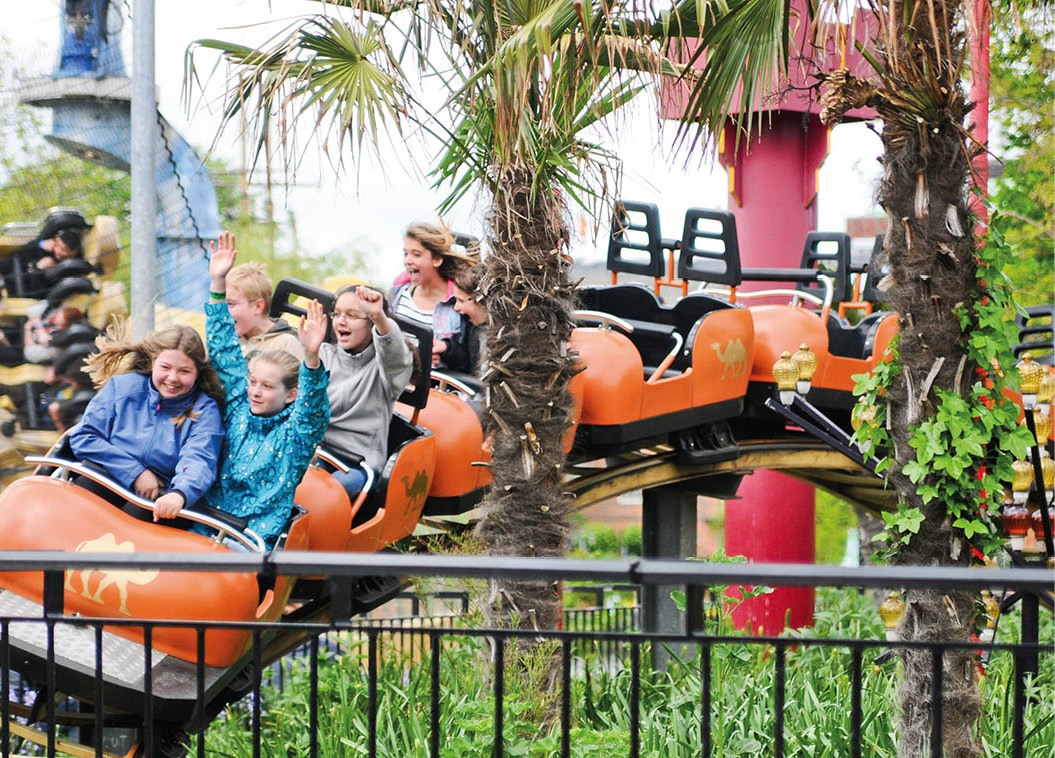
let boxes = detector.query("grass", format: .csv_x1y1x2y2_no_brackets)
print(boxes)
203,587,1054,757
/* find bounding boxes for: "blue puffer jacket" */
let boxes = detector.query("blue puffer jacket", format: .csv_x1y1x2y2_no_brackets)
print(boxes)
69,372,224,506
199,302,330,548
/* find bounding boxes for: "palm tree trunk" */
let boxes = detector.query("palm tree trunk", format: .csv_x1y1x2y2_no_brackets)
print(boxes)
473,164,578,637
873,4,983,754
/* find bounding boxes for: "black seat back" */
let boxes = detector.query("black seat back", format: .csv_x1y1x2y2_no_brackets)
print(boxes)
670,291,731,330
676,208,742,286
1015,305,1054,364
797,232,851,304
607,201,665,278
577,284,663,322
392,316,433,410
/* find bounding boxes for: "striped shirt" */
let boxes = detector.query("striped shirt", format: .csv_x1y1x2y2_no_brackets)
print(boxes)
394,286,436,329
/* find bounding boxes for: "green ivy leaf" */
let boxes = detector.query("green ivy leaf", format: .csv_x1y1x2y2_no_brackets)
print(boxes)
953,517,988,539
903,460,927,483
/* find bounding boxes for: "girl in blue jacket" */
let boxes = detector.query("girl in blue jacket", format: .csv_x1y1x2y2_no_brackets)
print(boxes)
70,322,226,521
197,232,330,548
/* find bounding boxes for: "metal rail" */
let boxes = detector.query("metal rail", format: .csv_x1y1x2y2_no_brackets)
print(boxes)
24,456,265,552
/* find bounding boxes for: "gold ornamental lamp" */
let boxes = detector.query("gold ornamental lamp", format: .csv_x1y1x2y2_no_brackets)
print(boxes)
879,592,905,641
1038,370,1055,417
773,352,800,406
1024,408,1052,447
1041,449,1055,502
1011,458,1033,505
1017,354,1044,410
791,344,818,395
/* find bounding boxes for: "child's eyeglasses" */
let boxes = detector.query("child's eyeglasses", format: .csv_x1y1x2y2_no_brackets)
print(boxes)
330,311,368,322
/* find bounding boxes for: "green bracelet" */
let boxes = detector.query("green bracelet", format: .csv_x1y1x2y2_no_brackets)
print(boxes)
209,290,226,300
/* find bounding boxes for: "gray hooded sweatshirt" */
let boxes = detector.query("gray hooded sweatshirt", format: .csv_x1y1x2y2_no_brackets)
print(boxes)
318,323,414,473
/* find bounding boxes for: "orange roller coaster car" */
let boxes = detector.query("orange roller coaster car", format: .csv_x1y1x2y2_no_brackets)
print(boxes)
573,205,755,455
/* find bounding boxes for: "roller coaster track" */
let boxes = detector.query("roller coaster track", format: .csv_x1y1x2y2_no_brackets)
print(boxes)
565,436,893,515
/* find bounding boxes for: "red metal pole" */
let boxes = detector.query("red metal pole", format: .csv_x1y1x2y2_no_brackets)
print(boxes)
969,0,991,223
720,112,828,634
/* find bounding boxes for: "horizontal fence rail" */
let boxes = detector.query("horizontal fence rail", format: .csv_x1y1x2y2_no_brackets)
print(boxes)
0,551,1051,590
0,553,1047,758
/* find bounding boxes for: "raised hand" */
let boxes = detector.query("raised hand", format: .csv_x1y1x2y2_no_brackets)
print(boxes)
356,285,392,335
356,286,385,320
298,299,328,368
209,231,238,291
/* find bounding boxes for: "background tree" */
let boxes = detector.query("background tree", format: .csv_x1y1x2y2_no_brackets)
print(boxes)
990,4,1054,306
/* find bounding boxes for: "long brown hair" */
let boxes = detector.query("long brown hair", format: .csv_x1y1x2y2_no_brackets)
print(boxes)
405,222,477,282
86,317,226,426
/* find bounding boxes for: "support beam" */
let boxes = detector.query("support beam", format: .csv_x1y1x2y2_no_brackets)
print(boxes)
130,0,156,337
641,485,697,669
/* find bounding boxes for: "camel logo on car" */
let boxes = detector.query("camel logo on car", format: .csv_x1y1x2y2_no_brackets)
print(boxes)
401,469,430,515
712,338,749,379
64,533,160,616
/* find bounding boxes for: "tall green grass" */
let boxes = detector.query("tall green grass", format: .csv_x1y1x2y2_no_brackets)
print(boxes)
204,588,1054,757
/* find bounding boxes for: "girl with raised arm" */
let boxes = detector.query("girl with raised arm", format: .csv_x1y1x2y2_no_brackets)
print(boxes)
199,232,331,548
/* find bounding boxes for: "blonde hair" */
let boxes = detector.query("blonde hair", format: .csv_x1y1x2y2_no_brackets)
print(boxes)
227,262,273,311
250,349,301,392
86,317,226,427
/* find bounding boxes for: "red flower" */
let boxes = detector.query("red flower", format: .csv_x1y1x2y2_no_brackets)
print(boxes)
979,489,988,500
976,467,987,480
980,295,989,306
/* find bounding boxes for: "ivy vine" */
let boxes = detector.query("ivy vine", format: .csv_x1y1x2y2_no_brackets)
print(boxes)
851,209,1036,560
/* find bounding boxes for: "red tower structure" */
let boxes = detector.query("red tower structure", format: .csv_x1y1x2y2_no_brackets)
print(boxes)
662,8,878,633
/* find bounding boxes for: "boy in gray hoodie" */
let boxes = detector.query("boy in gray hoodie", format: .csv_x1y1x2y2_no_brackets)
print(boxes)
319,284,414,496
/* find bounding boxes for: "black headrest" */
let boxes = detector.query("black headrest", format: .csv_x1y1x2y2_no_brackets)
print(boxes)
861,234,888,305
45,277,95,309
40,209,91,240
270,278,337,343
676,208,742,286
607,201,664,278
452,233,481,260
53,342,97,378
43,257,95,284
797,231,851,304
49,323,100,348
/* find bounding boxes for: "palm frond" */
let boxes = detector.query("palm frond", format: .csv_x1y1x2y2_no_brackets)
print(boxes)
188,15,412,168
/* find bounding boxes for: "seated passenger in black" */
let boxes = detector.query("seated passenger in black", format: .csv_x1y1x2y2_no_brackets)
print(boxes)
441,262,488,375
15,229,87,300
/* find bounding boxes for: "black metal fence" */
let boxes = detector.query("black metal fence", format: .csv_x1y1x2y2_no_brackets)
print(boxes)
316,585,641,670
0,552,1050,758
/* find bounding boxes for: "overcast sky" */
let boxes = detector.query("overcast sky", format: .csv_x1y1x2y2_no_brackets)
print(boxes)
4,0,883,284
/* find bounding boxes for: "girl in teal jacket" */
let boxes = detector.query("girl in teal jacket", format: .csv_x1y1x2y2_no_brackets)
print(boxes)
198,232,330,548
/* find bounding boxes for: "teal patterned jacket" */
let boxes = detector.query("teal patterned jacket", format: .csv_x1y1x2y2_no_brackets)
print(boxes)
198,302,330,548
